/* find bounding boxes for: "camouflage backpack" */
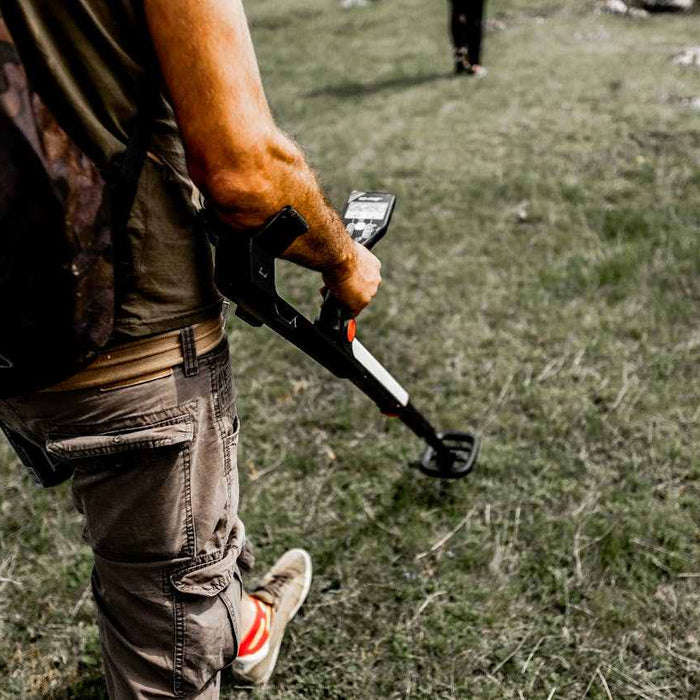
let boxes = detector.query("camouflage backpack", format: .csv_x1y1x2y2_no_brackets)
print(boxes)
0,17,150,397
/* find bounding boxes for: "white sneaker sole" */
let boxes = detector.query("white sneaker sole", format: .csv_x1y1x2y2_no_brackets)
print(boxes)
288,548,313,619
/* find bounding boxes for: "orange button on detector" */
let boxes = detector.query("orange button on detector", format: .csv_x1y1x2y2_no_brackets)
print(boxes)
346,319,357,342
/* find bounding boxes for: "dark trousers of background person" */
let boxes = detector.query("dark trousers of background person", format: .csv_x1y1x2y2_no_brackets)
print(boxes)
450,0,486,66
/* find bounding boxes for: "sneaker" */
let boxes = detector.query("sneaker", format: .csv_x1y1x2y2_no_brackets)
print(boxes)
231,548,312,686
454,47,470,75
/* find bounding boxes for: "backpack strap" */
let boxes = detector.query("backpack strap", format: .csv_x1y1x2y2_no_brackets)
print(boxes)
111,0,163,228
109,61,162,295
111,80,160,234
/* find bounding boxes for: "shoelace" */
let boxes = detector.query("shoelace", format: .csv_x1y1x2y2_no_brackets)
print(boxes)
255,572,292,603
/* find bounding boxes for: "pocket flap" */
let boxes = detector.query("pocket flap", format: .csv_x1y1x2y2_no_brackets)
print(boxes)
170,548,238,597
46,418,193,460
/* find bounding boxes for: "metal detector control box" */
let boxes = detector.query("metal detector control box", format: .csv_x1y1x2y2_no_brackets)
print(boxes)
212,192,479,479
343,191,395,249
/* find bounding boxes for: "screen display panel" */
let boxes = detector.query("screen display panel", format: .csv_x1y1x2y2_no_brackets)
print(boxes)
344,200,390,221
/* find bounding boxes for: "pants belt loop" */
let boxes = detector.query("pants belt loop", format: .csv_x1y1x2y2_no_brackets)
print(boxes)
179,326,199,378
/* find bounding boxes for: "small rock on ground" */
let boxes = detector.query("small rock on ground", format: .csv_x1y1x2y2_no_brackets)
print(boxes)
638,0,695,11
673,47,700,67
599,0,650,17
599,0,695,14
680,97,700,110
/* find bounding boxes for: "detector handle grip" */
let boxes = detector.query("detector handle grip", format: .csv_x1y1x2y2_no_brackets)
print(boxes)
316,289,351,339
212,205,309,328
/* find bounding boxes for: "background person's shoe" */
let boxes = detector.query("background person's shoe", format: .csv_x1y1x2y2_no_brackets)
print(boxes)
231,549,312,686
453,47,470,74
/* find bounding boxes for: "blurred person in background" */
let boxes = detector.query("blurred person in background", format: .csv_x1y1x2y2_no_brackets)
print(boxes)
450,0,488,76
0,0,381,696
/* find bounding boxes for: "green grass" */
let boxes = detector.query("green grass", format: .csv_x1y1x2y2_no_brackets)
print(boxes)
2,1,700,697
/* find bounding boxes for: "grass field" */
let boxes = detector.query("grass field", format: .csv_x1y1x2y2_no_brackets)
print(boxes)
2,0,700,697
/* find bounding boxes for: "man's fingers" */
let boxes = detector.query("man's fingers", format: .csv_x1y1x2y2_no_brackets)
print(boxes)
320,242,382,317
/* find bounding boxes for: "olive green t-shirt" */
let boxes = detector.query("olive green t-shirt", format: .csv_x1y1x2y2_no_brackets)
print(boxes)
3,0,222,341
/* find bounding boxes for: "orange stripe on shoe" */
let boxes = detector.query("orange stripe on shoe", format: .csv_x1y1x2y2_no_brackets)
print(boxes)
238,597,271,658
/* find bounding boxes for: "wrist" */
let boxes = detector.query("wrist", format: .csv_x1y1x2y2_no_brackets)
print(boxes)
322,238,357,285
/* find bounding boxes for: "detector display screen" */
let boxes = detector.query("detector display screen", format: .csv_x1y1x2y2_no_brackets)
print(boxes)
344,200,390,221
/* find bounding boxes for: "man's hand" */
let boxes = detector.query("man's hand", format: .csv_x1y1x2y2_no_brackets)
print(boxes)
322,242,382,317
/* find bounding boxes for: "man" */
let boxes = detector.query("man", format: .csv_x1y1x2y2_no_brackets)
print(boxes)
0,0,381,696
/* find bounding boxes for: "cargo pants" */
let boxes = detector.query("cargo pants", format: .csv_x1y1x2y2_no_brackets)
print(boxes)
0,340,246,698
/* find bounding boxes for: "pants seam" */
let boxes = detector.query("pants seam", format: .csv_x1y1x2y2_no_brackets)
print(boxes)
182,434,196,557
209,357,234,497
218,589,240,661
173,593,187,697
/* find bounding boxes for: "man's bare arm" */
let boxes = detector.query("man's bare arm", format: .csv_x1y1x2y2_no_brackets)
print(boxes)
143,0,380,316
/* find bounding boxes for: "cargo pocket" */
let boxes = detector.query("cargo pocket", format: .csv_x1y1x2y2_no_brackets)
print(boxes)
46,416,194,460
170,547,242,697
45,408,198,560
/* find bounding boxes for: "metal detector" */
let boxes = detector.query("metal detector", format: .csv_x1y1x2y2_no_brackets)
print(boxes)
211,191,479,479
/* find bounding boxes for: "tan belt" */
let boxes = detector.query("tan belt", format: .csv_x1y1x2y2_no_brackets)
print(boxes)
44,318,225,392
